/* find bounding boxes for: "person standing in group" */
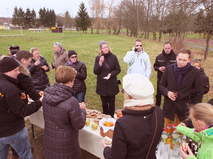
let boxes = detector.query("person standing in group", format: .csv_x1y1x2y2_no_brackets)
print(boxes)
191,59,209,102
0,57,42,159
153,42,176,107
52,42,68,69
65,50,87,103
16,50,41,102
157,49,202,157
123,39,152,78
94,41,121,117
42,66,86,159
29,48,50,91
103,74,164,159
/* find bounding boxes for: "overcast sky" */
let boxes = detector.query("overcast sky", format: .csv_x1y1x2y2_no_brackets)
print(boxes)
0,0,89,17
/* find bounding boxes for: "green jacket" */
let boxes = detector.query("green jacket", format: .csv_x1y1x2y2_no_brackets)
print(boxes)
176,126,213,159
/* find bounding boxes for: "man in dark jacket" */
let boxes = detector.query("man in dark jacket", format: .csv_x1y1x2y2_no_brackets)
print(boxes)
153,42,176,107
16,50,41,101
0,57,42,159
66,50,87,102
94,41,121,117
160,50,202,122
29,48,50,91
191,59,209,101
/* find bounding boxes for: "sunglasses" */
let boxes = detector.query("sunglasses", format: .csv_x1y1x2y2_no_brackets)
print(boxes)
136,45,142,47
70,56,77,58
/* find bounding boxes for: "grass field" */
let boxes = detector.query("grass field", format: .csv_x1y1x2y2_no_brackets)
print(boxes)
0,30,212,111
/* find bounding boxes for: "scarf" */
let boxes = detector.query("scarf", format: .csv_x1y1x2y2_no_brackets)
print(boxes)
173,63,192,86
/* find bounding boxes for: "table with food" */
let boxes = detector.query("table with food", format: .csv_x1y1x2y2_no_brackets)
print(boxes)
29,107,122,159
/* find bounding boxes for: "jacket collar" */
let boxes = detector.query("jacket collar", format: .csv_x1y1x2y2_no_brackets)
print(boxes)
122,107,155,116
0,73,19,85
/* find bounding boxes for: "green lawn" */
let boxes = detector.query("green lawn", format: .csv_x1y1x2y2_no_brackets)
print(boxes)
0,30,211,111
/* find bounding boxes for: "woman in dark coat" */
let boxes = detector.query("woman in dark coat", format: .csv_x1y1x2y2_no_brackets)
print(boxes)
104,74,164,159
93,41,121,117
29,48,50,91
42,66,86,159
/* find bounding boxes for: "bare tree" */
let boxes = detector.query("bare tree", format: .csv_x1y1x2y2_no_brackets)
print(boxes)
89,0,105,34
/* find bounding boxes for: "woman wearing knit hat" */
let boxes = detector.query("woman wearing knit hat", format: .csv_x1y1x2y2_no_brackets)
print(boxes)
103,74,164,159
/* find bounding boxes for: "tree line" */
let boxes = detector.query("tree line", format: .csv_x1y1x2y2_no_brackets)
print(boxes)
11,1,212,59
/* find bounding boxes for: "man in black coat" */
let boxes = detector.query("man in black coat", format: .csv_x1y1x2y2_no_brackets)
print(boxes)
0,57,42,159
153,42,176,107
160,50,202,121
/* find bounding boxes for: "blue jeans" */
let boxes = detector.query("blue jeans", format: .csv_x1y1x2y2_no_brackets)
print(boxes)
0,128,33,159
75,92,85,102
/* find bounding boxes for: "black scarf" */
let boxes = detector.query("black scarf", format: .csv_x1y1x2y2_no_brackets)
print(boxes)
173,63,192,86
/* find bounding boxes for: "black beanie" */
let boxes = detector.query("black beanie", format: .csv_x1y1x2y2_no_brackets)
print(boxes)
68,50,77,58
0,57,20,73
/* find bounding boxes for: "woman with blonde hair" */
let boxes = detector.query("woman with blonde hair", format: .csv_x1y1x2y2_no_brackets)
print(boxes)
93,41,121,117
177,103,213,159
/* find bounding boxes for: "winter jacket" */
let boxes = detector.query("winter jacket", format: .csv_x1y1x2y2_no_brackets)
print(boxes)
0,73,42,137
52,48,68,69
42,83,86,159
191,68,209,102
94,52,121,96
160,64,202,121
29,56,50,91
176,126,213,159
17,65,41,101
65,61,87,94
153,50,176,81
123,50,152,78
104,106,164,159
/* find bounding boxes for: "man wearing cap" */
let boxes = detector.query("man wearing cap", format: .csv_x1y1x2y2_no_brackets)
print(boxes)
65,50,87,102
0,57,42,159
52,42,68,69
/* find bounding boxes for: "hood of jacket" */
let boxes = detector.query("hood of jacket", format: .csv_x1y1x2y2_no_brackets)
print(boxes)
43,83,74,106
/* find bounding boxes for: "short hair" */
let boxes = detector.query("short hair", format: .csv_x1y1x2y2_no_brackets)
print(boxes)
53,42,62,48
55,66,76,84
16,50,32,61
135,39,142,43
30,48,39,54
99,41,108,49
190,103,213,126
164,41,172,46
177,49,191,58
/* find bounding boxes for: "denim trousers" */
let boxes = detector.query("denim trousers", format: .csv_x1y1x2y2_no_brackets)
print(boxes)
0,128,33,159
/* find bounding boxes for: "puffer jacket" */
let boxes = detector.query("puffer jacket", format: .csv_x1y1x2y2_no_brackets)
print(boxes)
176,126,213,159
42,83,86,159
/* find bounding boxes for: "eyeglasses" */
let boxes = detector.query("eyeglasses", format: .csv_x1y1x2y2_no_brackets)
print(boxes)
70,56,77,58
136,45,142,47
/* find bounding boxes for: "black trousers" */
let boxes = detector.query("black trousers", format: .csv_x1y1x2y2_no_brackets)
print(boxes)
155,81,162,107
100,95,115,117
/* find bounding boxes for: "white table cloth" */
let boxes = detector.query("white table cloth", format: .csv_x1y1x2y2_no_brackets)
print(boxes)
29,109,105,159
